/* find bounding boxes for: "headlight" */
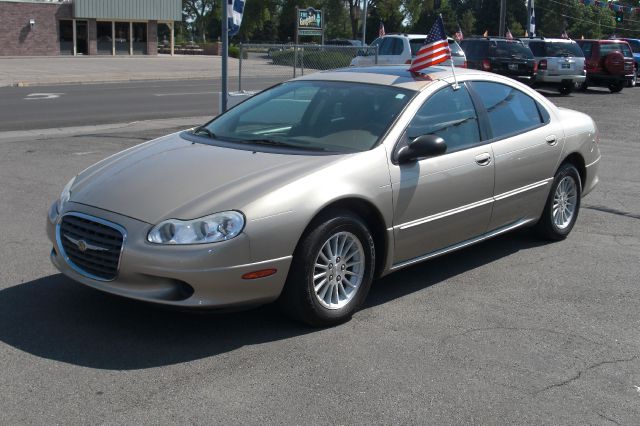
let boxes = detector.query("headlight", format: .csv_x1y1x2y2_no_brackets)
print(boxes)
56,176,76,213
147,211,245,245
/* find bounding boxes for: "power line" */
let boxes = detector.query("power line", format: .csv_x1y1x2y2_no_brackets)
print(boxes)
546,0,640,25
536,3,640,33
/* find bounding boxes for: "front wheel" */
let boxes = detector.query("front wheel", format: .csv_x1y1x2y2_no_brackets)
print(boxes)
628,72,637,88
559,84,573,96
535,163,582,241
278,212,375,326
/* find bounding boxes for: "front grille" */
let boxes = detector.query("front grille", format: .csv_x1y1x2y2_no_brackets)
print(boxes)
59,214,124,280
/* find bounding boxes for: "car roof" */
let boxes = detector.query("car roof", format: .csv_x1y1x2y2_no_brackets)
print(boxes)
523,38,577,43
292,65,484,91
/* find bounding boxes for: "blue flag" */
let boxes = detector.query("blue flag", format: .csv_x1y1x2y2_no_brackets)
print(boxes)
227,0,245,36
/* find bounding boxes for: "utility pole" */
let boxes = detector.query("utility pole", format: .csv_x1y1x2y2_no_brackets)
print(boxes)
362,0,368,45
499,0,506,37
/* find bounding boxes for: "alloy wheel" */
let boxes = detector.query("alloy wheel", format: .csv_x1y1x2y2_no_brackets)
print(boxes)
552,176,578,230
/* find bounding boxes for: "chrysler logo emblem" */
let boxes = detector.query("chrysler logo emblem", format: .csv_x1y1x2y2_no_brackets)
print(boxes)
63,234,109,252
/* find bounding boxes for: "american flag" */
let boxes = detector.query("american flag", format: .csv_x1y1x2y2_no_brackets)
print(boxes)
379,21,385,38
506,28,514,40
455,24,463,41
409,16,451,73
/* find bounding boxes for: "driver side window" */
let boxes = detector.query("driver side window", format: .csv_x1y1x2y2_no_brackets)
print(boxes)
406,85,481,153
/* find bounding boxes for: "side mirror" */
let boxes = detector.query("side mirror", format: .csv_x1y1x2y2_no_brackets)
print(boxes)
396,134,447,163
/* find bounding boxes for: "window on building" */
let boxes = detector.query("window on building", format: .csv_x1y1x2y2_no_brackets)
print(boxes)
59,20,73,55
97,21,112,55
115,22,130,55
132,23,148,55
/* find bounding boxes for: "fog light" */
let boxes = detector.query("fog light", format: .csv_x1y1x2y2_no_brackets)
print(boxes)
242,269,277,280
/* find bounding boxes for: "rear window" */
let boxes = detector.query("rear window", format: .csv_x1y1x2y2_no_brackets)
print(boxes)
547,42,584,57
626,39,640,53
459,40,488,58
410,39,426,56
448,40,465,57
489,41,534,59
601,42,633,58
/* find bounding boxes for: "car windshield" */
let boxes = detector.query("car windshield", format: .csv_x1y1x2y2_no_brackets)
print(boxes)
601,42,633,58
202,81,414,153
489,41,534,59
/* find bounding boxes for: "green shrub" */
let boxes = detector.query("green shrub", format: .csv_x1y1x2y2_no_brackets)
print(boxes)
229,45,248,59
270,49,353,70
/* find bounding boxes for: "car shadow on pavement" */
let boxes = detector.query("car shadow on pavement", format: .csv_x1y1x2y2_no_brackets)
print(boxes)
0,229,546,370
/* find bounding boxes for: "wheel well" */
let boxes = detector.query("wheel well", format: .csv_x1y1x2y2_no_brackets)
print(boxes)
561,153,586,190
301,199,389,278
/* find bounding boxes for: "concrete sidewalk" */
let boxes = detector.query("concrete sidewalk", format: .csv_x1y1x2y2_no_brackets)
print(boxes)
0,55,238,87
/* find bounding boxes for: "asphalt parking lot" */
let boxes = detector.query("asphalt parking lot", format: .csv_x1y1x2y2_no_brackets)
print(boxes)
1,86,639,424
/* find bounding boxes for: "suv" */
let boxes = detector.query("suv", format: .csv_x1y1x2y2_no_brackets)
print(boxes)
576,39,635,92
459,37,537,84
349,34,466,68
615,38,639,86
522,37,586,95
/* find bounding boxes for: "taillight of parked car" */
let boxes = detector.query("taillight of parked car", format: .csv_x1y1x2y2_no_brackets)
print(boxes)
482,59,491,71
538,59,547,70
533,61,538,73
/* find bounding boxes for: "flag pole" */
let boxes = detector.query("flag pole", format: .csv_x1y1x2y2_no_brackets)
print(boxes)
443,14,459,90
221,0,228,113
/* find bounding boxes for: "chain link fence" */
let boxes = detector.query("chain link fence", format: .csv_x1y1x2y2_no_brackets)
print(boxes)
234,44,378,93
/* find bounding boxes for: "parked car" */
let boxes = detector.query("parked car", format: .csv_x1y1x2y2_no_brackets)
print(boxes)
460,37,537,84
48,66,600,326
326,39,363,47
350,34,466,68
521,37,586,95
576,39,635,92
612,38,639,87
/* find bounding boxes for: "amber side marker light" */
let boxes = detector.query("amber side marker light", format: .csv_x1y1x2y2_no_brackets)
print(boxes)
242,269,277,280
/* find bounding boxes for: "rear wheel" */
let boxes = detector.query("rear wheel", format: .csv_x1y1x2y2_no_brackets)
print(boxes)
535,163,582,241
559,83,573,96
609,81,624,93
278,212,375,326
578,81,588,91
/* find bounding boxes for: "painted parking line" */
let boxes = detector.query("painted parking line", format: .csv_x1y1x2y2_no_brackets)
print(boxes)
154,91,221,97
24,93,64,100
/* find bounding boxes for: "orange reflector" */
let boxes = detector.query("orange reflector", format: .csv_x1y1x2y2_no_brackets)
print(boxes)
242,269,277,280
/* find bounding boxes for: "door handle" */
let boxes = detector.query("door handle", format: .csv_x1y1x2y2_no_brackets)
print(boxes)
545,135,558,146
475,153,492,166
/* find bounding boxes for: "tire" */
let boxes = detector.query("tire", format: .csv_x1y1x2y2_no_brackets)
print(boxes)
278,211,375,326
535,163,582,241
628,70,637,88
578,81,588,91
603,51,625,75
609,81,624,93
559,84,573,96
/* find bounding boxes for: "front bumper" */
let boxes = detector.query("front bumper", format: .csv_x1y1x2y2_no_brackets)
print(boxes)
47,202,292,309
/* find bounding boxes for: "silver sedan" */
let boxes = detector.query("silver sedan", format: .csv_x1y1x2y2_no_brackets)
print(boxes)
47,66,600,326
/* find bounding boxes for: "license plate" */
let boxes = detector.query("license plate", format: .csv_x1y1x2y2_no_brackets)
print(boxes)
561,63,571,69
508,64,518,71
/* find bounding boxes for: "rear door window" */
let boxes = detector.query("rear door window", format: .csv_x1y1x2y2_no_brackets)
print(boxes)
527,41,545,56
410,39,426,56
579,42,593,59
470,81,545,140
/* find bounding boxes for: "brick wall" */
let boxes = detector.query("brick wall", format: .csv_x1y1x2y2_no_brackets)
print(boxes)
0,2,73,56
147,20,158,55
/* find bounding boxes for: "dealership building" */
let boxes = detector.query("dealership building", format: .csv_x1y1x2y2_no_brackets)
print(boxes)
0,0,181,56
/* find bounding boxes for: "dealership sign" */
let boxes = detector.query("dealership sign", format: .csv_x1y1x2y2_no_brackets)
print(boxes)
296,7,324,41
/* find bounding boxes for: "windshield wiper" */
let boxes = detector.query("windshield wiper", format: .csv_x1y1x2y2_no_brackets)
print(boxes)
192,126,216,139
243,138,324,151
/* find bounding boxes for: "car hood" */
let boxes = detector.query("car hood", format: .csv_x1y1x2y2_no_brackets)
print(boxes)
70,132,341,224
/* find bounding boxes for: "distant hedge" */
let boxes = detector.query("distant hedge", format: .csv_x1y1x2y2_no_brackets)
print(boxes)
229,45,248,59
270,49,353,70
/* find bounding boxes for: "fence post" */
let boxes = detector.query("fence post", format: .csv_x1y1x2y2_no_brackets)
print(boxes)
239,44,243,91
293,45,298,78
301,46,305,76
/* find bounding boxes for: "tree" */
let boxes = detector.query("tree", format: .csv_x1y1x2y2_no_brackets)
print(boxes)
183,0,216,42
